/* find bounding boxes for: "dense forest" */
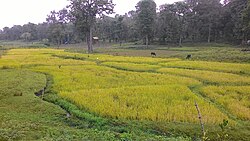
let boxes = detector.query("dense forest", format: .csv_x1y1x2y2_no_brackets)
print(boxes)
0,0,249,46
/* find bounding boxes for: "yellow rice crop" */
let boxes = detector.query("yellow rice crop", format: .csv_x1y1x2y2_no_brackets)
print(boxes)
157,68,250,84
102,62,161,72
201,86,250,120
60,85,228,123
55,51,181,64
31,65,201,92
0,49,95,68
3,48,250,124
160,60,250,75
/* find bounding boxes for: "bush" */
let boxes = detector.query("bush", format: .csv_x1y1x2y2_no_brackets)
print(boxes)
44,43,50,47
13,92,23,96
2,66,13,69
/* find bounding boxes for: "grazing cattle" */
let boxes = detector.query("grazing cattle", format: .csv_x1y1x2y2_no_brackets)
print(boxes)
151,52,156,57
35,89,44,97
186,54,192,59
247,40,250,45
58,65,62,69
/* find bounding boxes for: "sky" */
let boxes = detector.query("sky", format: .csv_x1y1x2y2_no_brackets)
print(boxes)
0,0,181,30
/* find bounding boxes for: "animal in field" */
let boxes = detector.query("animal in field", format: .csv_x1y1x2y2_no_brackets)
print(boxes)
58,65,62,69
247,40,250,45
151,52,156,57
186,54,192,59
35,89,44,97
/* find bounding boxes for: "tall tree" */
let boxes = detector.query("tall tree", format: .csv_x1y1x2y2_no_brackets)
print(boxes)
243,0,250,41
174,2,189,46
22,23,38,40
221,0,247,44
36,23,49,41
157,4,179,44
96,16,115,42
194,0,222,43
115,15,125,44
20,32,32,41
136,0,157,48
125,10,139,42
68,0,115,53
46,10,69,46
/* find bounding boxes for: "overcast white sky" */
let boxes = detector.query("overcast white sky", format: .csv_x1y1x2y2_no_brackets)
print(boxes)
0,0,182,29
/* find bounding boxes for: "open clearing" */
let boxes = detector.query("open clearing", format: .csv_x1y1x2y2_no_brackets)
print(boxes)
0,48,250,140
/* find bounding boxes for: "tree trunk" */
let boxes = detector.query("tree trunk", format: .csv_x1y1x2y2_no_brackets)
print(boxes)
89,26,93,53
208,23,211,43
179,35,182,47
67,33,70,43
162,37,166,44
87,27,93,53
146,35,149,48
179,16,183,47
86,34,90,53
57,38,60,49
119,40,122,46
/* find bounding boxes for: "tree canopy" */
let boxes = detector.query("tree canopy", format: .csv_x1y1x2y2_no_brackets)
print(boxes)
0,0,250,47
68,0,115,53
136,0,157,48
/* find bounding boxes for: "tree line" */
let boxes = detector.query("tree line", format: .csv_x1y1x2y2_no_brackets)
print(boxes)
0,0,249,51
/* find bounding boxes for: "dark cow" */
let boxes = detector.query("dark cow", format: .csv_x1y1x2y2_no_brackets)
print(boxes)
151,52,156,57
186,54,192,59
35,89,44,97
